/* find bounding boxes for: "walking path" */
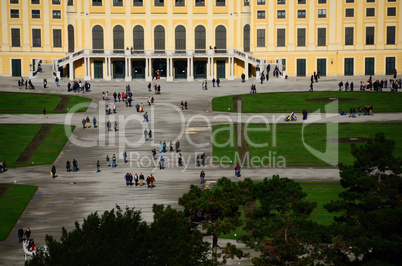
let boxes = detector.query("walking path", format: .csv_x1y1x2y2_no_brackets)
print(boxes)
0,76,400,265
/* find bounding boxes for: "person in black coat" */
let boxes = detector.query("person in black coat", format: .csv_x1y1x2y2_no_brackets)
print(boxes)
51,165,56,178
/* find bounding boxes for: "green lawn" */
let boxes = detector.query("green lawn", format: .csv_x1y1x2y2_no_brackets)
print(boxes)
212,123,402,167
0,184,38,241
0,124,75,168
0,92,91,114
221,181,343,240
212,91,402,113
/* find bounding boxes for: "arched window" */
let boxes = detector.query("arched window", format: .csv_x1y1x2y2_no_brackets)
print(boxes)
175,25,186,53
68,25,74,53
92,25,104,53
113,25,124,53
244,24,250,52
154,25,165,53
194,25,206,53
133,25,144,53
215,25,227,53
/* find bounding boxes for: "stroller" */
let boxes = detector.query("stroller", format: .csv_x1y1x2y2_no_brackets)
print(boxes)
285,114,297,122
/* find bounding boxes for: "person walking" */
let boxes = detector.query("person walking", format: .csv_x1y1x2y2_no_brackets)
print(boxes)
235,164,241,177
86,116,90,128
43,79,47,88
42,108,47,119
51,165,56,178
200,170,206,184
152,149,157,161
149,174,155,188
112,154,117,167
114,121,118,131
143,112,149,123
18,226,24,243
106,155,110,167
159,142,163,153
93,116,97,128
217,78,220,87
148,129,153,141
96,160,100,173
139,173,145,186
212,77,216,87
184,101,188,110
309,82,314,92
66,160,71,172
159,156,165,170
123,151,127,163
82,118,86,129
25,228,31,241
72,159,78,172
55,76,59,87
175,140,180,152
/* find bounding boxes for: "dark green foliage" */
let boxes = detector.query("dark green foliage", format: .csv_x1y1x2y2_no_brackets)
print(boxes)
325,133,402,265
26,205,211,266
242,175,331,265
178,177,253,262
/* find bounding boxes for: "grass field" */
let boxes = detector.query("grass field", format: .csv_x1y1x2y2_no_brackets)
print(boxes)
221,181,343,239
0,124,75,168
0,92,91,114
212,123,402,167
0,184,38,241
212,91,402,113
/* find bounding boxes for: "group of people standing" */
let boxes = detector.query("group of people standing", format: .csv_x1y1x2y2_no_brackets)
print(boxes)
82,116,97,129
65,159,79,172
345,105,374,118
124,173,156,188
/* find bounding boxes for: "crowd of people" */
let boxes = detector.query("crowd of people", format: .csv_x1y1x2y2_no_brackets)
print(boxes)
340,105,374,117
67,80,91,92
123,172,156,188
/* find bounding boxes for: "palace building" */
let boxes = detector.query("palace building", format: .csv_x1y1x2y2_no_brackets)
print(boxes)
1,0,401,81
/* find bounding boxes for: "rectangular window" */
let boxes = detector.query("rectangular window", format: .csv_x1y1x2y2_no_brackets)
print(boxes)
317,28,326,46
133,0,143,6
10,0,19,4
257,0,265,4
318,0,327,3
257,29,265,47
52,10,61,19
244,0,249,6
298,0,306,4
277,28,286,47
31,0,40,4
387,26,396,45
113,0,123,6
216,0,225,6
297,28,306,47
195,0,205,6
10,9,19,18
31,10,40,18
366,8,375,17
53,29,62,47
68,0,74,5
366,27,375,45
387,7,396,16
388,0,396,2
52,0,60,4
154,0,164,6
92,0,102,6
11,28,20,47
346,0,354,3
345,8,354,17
298,9,306,18
318,9,327,18
277,10,286,18
277,0,286,4
257,10,266,19
366,0,375,2
32,29,41,47
282,59,286,71
345,27,354,45
175,0,185,6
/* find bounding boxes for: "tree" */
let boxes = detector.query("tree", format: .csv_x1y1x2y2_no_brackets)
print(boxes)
241,175,331,265
26,205,211,265
325,132,402,265
178,177,252,262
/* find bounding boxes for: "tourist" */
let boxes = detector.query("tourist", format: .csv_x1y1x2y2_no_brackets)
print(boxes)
148,129,153,141
42,108,47,119
96,160,100,173
159,156,165,170
72,159,78,172
149,174,155,188
201,153,206,166
25,227,31,241
212,77,216,87
196,155,200,167
162,141,167,153
106,155,110,167
217,78,220,87
123,151,127,163
175,140,180,152
18,226,24,243
235,164,241,177
159,142,163,153
43,79,47,88
152,149,157,161
66,160,71,172
86,116,90,128
139,173,145,186
51,165,56,178
112,154,117,167
82,118,86,129
93,116,97,128
200,170,206,184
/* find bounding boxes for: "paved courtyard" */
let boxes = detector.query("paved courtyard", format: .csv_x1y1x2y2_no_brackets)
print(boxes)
0,75,400,265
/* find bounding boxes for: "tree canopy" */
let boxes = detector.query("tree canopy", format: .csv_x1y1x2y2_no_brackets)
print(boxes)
26,205,211,266
325,132,402,265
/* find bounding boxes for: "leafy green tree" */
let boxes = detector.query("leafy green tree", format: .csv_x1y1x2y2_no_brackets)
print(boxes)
242,175,331,265
26,205,212,265
325,133,402,265
178,177,252,262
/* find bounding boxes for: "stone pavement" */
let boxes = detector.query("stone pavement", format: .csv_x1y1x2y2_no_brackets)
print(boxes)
0,75,400,265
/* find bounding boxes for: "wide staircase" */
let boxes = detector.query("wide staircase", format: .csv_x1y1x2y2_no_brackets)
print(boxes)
33,64,55,80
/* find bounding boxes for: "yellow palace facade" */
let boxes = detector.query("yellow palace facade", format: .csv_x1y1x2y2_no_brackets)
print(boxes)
1,0,402,81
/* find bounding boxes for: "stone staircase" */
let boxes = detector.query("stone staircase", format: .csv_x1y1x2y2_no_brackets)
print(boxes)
32,64,55,80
